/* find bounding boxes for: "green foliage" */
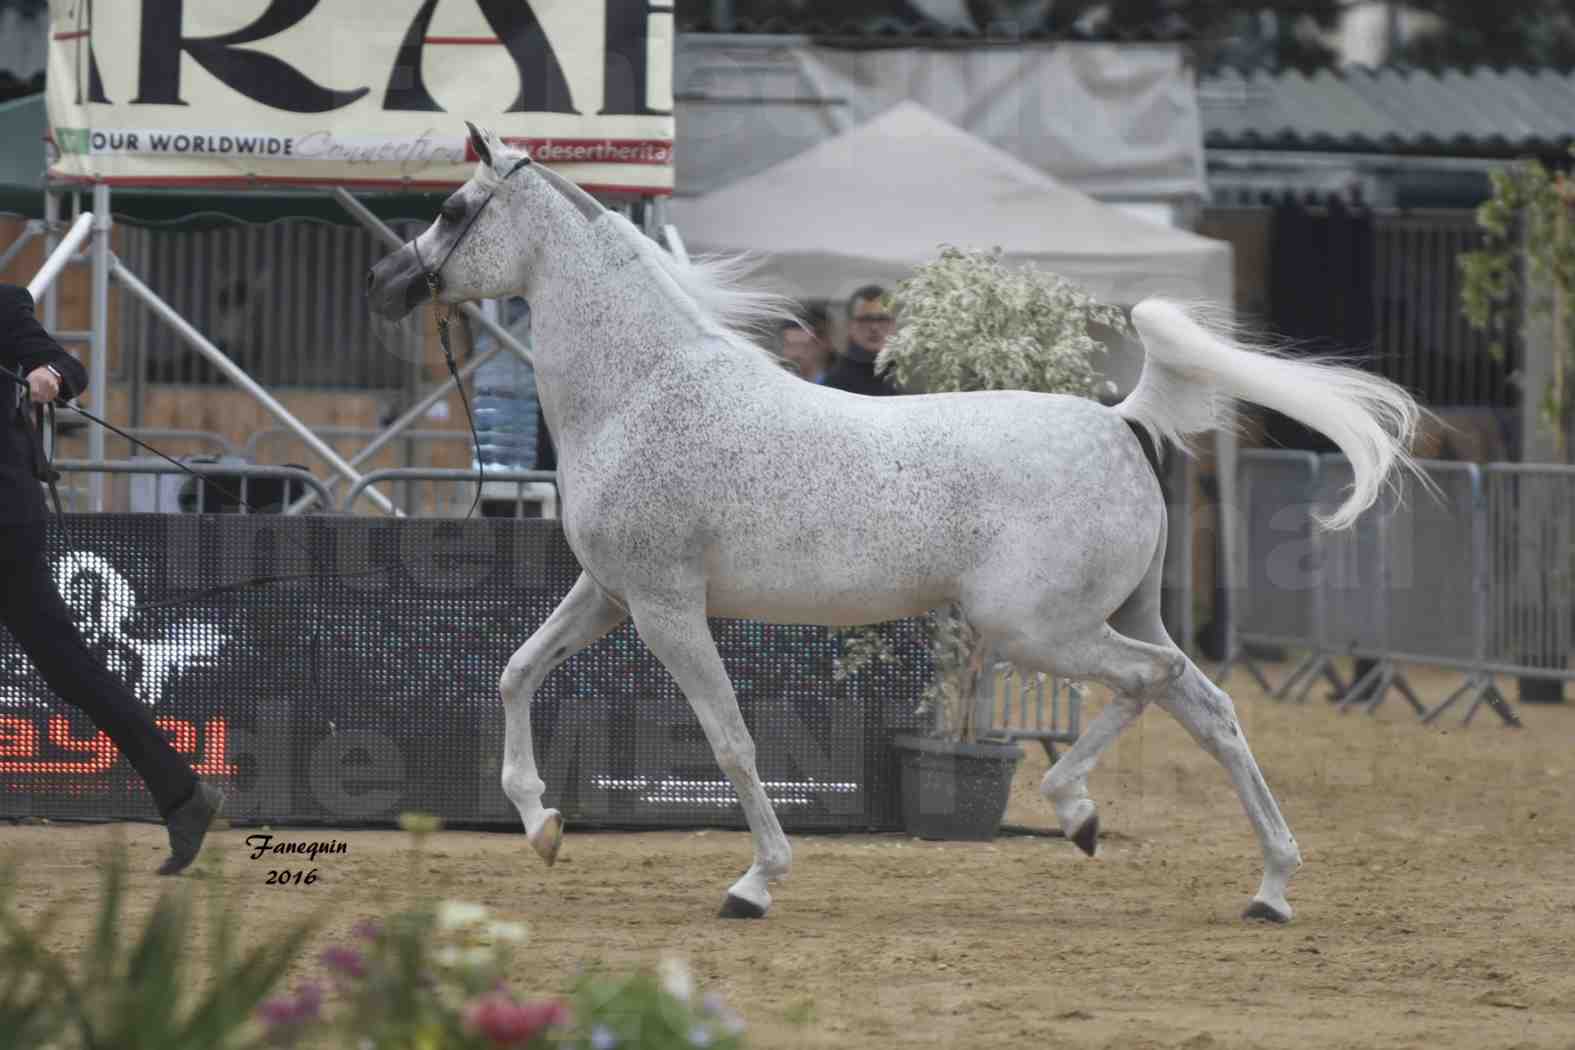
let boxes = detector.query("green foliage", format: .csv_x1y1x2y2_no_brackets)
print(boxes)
276,893,555,1050
0,817,751,1050
1459,149,1575,458
875,245,1127,399
1389,0,1575,70
0,839,322,1050
833,246,1120,739
563,959,746,1050
828,622,897,683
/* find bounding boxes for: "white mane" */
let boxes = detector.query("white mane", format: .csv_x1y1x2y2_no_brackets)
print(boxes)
482,142,800,362
606,212,800,362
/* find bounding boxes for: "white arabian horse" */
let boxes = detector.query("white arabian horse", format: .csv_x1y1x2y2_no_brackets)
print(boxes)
368,125,1422,923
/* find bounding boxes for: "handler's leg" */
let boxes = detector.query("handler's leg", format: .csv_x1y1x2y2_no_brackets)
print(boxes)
0,523,222,873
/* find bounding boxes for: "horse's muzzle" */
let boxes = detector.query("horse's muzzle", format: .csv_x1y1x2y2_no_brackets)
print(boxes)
366,243,431,321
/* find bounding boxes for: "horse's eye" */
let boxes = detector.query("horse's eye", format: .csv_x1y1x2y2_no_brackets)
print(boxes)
441,203,465,224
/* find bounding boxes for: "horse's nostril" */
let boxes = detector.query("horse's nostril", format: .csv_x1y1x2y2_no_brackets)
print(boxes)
365,269,375,292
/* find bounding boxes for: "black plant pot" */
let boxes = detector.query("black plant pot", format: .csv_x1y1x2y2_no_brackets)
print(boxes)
893,734,1024,841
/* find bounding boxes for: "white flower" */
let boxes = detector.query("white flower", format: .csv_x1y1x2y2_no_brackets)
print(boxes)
435,900,489,931
591,1026,619,1050
657,954,695,1003
688,1024,713,1047
435,946,462,968
483,920,528,944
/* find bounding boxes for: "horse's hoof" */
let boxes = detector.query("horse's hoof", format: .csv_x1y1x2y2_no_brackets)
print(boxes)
718,894,767,920
528,811,563,867
1070,814,1099,857
1243,899,1292,924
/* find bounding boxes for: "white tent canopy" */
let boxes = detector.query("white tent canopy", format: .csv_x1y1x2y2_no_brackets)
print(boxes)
667,101,1233,311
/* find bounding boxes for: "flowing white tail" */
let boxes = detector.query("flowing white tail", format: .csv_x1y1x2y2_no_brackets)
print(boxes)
1115,298,1425,531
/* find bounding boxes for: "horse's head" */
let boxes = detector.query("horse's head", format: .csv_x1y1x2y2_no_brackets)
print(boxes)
366,123,604,320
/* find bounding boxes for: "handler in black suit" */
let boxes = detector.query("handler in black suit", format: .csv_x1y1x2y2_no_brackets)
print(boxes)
1,283,222,874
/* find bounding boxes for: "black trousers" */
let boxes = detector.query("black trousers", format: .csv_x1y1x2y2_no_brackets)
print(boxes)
0,521,197,819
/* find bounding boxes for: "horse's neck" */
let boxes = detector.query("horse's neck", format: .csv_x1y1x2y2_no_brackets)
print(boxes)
529,217,721,446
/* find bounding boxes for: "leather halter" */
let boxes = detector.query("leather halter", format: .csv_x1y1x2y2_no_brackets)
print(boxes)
410,153,534,301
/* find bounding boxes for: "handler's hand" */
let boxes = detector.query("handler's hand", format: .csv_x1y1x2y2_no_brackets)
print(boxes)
26,366,60,404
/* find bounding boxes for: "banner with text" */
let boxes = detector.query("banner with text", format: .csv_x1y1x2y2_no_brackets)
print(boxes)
0,515,930,831
44,0,673,194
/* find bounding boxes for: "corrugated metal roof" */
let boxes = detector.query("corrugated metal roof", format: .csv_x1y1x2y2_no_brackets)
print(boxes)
1200,66,1575,156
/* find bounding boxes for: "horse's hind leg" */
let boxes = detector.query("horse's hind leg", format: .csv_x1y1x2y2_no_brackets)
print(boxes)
1152,660,1303,922
1099,569,1303,922
1009,627,1182,854
499,572,627,865
626,595,790,919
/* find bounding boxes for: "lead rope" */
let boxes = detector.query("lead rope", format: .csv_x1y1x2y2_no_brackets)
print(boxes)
405,153,535,524
427,272,484,521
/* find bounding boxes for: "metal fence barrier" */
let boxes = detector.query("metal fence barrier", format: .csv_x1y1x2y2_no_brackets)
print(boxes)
1222,450,1533,726
976,666,1082,760
1216,450,1346,701
342,468,560,519
52,460,336,517
1483,464,1575,682
110,428,238,458
243,426,470,464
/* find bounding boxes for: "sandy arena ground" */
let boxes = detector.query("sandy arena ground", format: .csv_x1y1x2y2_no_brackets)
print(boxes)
3,660,1573,1049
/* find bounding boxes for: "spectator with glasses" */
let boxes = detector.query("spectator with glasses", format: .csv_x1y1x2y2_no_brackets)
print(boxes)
821,285,902,397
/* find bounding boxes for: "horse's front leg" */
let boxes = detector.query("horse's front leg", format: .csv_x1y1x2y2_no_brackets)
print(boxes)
628,597,790,918
500,572,627,864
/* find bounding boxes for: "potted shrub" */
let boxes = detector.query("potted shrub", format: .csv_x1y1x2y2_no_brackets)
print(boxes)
831,246,1127,840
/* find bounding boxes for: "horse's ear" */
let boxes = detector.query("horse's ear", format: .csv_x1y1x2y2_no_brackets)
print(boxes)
484,126,508,158
465,122,493,168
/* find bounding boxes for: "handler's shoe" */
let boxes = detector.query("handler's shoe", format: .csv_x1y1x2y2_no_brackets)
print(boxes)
157,782,225,876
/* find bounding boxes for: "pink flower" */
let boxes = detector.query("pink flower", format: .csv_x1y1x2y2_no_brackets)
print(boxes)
351,918,382,941
294,982,323,1017
463,993,572,1046
320,944,367,979
256,982,323,1045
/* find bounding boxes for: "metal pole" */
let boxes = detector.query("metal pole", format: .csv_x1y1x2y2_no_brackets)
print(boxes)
662,223,689,264
25,211,94,302
1179,457,1195,659
282,343,504,515
332,188,533,367
110,256,400,515
0,221,42,276
88,184,111,511
1216,427,1240,677
42,189,60,331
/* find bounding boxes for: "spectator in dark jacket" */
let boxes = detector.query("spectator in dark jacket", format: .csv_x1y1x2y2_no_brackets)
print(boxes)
821,284,901,397
1,282,223,874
